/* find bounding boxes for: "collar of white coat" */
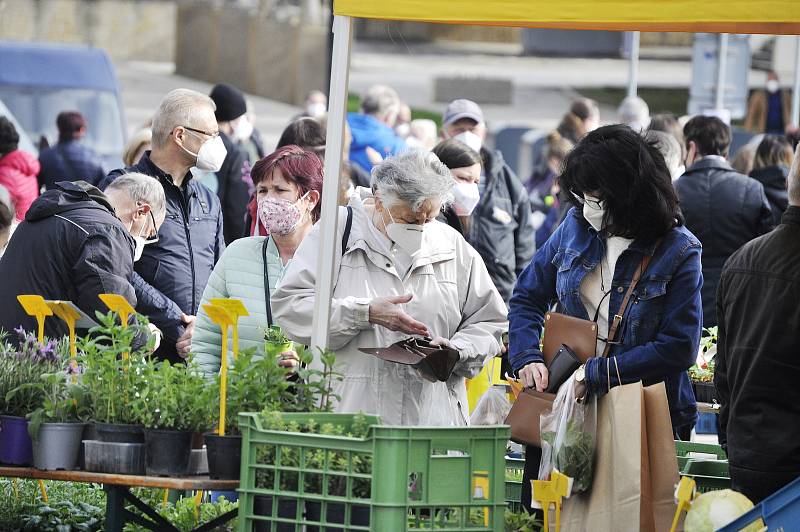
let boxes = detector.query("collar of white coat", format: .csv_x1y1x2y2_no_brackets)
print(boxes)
345,190,456,270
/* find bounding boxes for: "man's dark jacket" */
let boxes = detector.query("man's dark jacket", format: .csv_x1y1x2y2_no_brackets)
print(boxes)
38,140,106,190
468,148,535,303
0,181,136,339
715,206,800,482
216,131,250,245
675,157,773,327
101,152,225,362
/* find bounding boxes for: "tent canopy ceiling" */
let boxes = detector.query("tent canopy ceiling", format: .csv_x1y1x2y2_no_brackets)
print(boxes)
334,0,800,34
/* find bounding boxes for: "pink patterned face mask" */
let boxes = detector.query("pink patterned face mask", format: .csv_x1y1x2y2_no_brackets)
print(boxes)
258,192,309,236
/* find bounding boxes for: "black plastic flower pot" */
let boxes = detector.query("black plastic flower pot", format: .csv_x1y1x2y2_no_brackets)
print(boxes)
692,381,716,403
204,433,242,480
144,429,192,477
95,422,144,443
253,495,299,532
32,422,86,471
83,440,145,475
306,501,370,531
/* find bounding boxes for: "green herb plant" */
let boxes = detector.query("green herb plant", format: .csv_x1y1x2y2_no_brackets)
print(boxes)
130,357,214,432
689,326,718,383
504,509,544,532
7,369,91,439
78,312,153,425
541,419,595,492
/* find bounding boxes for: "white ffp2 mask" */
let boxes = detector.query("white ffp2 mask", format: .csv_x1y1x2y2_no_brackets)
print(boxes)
182,133,228,172
582,195,606,232
385,210,424,254
452,182,480,216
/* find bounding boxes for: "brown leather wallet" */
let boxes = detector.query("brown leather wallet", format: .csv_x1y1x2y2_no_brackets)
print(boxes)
359,337,460,382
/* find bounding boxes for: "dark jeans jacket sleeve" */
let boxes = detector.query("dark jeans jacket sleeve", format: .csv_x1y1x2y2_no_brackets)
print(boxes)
131,271,185,346
585,242,703,394
507,220,562,371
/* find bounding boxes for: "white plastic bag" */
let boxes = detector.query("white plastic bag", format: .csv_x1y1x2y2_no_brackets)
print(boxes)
469,385,511,426
538,375,597,494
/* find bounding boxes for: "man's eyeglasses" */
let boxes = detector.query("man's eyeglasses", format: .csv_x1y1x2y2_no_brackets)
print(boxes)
182,125,219,138
570,190,603,209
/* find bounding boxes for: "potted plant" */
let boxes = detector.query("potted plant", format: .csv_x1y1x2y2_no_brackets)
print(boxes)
0,328,63,466
8,368,90,470
264,326,293,359
79,312,152,443
206,347,294,479
689,327,717,404
131,357,214,476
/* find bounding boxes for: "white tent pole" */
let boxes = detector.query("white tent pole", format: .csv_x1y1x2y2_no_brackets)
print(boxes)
792,35,800,127
628,31,640,98
310,15,352,351
715,33,729,110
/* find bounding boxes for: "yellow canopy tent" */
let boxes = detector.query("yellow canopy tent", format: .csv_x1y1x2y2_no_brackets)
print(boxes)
309,2,800,348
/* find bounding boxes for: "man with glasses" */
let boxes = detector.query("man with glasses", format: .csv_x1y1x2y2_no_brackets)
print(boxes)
100,88,227,362
0,174,165,342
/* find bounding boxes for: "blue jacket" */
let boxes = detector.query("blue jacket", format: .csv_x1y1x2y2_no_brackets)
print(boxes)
347,113,406,173
38,140,106,190
101,152,225,362
508,208,703,429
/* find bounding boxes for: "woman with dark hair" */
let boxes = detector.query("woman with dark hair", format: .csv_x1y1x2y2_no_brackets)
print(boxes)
432,138,482,236
750,134,794,224
508,124,703,511
556,98,600,144
193,145,323,376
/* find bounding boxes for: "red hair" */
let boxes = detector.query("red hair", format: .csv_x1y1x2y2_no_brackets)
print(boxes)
251,145,324,221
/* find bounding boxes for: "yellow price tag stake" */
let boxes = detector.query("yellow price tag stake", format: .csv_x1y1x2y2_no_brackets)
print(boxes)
46,301,83,359
209,298,249,359
17,295,53,343
203,304,234,436
532,470,570,532
99,294,136,359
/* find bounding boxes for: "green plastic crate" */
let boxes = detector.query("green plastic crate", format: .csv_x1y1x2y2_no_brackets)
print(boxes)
237,412,510,532
675,440,727,471
504,457,525,513
682,459,730,493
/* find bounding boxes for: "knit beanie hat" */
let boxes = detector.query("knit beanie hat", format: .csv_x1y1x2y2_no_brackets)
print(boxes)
209,83,247,122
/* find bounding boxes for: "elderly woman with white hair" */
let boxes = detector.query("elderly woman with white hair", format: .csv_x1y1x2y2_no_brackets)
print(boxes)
272,149,507,426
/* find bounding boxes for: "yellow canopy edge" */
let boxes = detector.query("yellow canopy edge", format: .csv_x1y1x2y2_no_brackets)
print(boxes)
333,0,800,35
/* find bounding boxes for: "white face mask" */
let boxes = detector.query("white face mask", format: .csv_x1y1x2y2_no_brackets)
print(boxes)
306,102,327,118
452,182,480,216
129,213,159,262
385,209,424,255
395,123,411,139
582,194,606,232
182,132,227,172
233,117,254,142
766,79,780,94
453,130,482,153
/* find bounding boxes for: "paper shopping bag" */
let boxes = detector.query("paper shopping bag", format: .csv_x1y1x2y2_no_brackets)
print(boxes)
644,383,680,531
558,382,679,531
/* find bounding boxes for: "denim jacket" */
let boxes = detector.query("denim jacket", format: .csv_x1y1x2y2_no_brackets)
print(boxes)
508,208,703,429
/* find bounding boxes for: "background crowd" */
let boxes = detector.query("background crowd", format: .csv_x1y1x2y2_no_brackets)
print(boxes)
0,75,798,504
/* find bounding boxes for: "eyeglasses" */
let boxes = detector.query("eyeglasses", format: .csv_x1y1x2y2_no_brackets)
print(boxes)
182,125,219,139
570,190,603,209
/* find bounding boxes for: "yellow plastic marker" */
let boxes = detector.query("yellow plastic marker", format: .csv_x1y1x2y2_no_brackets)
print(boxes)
203,304,234,436
209,298,249,359
532,470,569,532
194,490,203,520
38,480,48,503
99,294,136,359
472,470,490,526
671,476,697,532
17,295,53,343
46,301,83,360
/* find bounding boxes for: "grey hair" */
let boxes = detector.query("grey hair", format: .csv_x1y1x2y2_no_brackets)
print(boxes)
361,85,400,123
789,143,800,206
105,172,167,220
618,96,651,132
151,89,216,148
644,130,682,179
371,149,454,212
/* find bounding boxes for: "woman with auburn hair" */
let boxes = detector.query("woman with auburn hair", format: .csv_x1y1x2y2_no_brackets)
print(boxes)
192,144,323,376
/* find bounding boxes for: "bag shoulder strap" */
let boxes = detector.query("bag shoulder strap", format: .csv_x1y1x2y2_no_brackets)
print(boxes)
263,237,273,327
603,243,658,357
342,206,353,257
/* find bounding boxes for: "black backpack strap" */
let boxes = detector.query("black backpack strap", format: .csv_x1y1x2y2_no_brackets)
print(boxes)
262,237,273,327
341,206,353,257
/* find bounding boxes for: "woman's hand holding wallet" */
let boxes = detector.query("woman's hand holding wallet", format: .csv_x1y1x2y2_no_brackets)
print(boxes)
519,361,549,391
